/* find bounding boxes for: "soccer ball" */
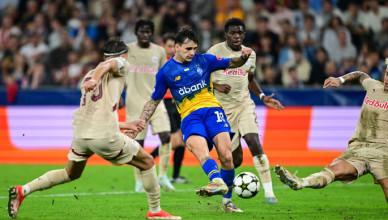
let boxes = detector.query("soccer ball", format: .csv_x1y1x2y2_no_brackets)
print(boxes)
233,172,260,199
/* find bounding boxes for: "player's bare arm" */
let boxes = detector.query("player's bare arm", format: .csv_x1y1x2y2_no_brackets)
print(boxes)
228,47,252,68
84,59,119,92
139,98,162,123
323,71,370,89
213,82,231,94
248,73,284,110
119,119,146,131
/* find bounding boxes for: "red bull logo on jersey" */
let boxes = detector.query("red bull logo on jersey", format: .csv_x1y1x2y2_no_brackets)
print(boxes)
130,65,158,74
178,80,207,95
222,68,247,77
364,96,388,110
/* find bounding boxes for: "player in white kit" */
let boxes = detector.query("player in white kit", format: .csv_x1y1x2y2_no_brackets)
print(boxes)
208,18,284,204
7,37,181,219
125,19,175,192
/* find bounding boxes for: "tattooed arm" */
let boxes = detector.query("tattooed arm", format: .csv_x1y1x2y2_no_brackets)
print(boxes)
323,71,370,89
228,47,252,68
139,98,162,123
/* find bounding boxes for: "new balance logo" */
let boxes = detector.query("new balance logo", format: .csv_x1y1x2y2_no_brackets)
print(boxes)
175,76,181,81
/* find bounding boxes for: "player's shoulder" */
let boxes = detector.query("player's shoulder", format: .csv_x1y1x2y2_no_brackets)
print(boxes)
208,42,226,53
126,41,136,47
150,43,165,52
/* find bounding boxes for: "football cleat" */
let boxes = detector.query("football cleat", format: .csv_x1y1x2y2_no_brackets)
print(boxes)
135,181,145,193
146,210,181,219
170,176,190,184
8,186,24,219
196,178,228,197
265,196,279,204
158,175,176,191
274,165,303,190
222,201,243,213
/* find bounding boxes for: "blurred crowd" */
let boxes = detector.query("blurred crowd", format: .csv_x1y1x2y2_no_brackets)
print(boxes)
1,0,388,97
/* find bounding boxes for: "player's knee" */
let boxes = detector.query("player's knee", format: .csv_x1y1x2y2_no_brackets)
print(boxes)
66,170,82,181
143,154,155,170
233,156,243,168
159,132,171,144
219,151,233,167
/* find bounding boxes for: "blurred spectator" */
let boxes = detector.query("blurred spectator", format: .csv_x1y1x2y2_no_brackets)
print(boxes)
256,35,278,67
66,51,84,88
278,19,296,46
260,64,281,86
268,2,294,35
161,2,179,35
0,15,21,49
19,31,48,67
78,37,98,65
26,13,49,41
117,9,137,43
367,50,382,80
49,30,72,86
326,28,357,65
316,0,343,29
309,47,328,86
191,0,215,28
343,3,368,51
324,61,340,78
215,0,244,32
362,0,388,34
297,14,320,62
18,0,40,30
340,57,357,75
374,17,388,49
244,0,269,33
69,15,98,51
282,46,311,87
197,17,218,53
249,16,279,54
278,34,298,67
141,4,163,37
48,19,65,50
293,0,316,30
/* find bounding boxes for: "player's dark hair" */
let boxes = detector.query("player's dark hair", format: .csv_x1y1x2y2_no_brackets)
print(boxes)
175,27,198,45
224,17,245,33
163,32,175,44
135,19,154,34
102,37,128,57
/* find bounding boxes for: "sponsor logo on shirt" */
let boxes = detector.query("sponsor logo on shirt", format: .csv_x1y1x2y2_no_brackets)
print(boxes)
130,65,158,74
222,68,247,76
175,76,181,81
151,56,158,63
178,80,207,95
364,96,388,110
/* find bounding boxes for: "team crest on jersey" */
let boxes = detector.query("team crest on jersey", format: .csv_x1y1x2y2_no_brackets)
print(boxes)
151,56,158,63
197,67,203,76
245,60,250,66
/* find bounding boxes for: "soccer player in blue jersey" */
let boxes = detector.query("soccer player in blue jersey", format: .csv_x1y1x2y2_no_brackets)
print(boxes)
138,27,252,212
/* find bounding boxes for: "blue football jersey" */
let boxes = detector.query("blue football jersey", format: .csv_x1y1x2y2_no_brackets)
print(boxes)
151,53,229,119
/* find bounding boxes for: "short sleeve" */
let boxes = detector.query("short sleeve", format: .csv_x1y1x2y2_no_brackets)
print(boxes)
247,51,256,74
203,53,229,72
112,57,127,77
151,69,168,100
362,78,378,91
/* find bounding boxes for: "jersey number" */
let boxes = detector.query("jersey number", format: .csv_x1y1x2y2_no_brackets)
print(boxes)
214,111,225,122
82,77,103,106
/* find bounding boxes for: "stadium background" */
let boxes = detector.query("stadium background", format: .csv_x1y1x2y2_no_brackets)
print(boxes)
1,0,387,166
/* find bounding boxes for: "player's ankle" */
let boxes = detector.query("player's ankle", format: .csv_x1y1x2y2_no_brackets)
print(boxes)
149,206,161,213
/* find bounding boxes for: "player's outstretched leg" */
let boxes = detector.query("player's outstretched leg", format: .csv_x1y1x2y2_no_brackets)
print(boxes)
274,165,303,190
221,168,242,212
8,186,24,219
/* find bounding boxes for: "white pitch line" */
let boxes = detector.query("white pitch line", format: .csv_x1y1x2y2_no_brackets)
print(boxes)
0,183,376,200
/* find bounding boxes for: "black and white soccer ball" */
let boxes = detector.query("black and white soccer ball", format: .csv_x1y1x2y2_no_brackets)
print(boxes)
233,172,260,199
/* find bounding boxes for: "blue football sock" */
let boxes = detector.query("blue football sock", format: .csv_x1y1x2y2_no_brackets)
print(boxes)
221,168,235,198
202,159,221,181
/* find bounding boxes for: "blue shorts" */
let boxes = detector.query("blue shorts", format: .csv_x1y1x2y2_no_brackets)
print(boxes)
181,107,234,151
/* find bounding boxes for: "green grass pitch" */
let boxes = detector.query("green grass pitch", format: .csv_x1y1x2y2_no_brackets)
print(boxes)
0,164,387,219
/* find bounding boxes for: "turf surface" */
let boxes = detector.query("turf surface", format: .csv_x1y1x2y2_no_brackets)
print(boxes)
0,164,387,219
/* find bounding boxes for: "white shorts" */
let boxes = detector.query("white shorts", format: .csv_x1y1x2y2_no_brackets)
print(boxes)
68,133,140,166
224,102,259,151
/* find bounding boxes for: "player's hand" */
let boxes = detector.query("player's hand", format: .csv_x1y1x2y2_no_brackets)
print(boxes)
241,47,252,60
323,77,341,89
132,119,146,131
84,79,97,92
214,83,231,94
124,130,138,138
262,93,284,110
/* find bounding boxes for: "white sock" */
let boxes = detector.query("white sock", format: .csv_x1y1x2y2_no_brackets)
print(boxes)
150,206,162,213
222,197,231,205
262,182,275,198
22,185,30,196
